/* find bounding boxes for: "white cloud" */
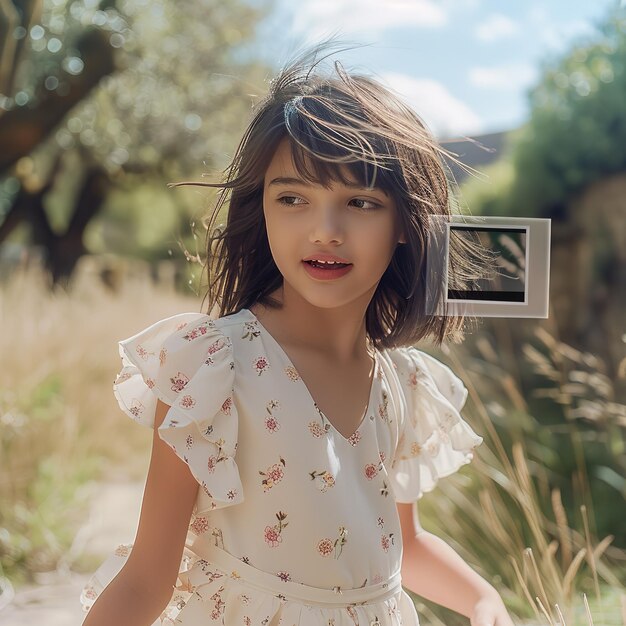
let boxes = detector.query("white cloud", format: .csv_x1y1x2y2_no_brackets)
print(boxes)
468,62,537,90
288,0,448,42
475,13,518,42
379,72,484,138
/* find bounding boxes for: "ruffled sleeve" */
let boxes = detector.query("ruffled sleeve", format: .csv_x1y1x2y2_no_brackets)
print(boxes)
113,312,243,514
386,346,483,502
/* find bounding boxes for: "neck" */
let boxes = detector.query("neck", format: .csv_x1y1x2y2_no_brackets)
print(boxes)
251,285,375,363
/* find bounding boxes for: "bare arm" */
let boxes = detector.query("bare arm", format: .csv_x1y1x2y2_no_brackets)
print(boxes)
83,400,200,626
396,502,511,624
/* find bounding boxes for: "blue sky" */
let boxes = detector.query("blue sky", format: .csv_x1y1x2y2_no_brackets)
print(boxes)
253,0,621,139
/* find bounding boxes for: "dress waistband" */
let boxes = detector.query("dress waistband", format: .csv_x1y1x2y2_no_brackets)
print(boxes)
190,536,403,608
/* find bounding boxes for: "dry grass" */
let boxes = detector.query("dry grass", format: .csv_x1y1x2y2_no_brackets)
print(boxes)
0,261,198,582
414,325,626,625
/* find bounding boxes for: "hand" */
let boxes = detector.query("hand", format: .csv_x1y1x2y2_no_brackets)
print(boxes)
470,593,516,626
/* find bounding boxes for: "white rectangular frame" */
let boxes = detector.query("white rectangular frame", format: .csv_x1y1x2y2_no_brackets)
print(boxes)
425,215,551,318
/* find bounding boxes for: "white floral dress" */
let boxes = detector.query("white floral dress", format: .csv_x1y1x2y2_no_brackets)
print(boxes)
80,308,483,625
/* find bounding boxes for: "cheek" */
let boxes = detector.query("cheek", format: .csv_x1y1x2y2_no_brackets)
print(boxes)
264,213,293,265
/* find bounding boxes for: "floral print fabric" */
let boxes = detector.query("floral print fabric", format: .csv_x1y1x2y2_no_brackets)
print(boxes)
80,309,483,625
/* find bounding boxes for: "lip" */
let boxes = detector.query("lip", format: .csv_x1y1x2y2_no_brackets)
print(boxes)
302,261,353,281
302,253,352,264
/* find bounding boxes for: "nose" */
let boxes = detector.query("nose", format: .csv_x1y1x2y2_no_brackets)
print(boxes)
309,205,344,245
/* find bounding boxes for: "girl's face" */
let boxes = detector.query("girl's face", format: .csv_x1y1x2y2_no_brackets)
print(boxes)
262,138,405,311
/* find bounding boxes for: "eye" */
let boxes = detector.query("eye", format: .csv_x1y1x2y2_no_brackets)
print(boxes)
350,198,381,211
276,195,304,206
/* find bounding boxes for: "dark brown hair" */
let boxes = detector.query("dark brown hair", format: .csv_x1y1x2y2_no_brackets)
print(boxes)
172,40,489,349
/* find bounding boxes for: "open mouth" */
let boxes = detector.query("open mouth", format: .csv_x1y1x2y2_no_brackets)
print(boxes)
304,260,352,269
302,259,353,280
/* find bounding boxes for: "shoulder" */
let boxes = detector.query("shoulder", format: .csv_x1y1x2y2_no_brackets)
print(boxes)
115,310,255,424
125,308,252,356
380,345,468,411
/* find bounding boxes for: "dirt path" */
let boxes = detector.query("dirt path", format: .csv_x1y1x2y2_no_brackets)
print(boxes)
1,481,144,626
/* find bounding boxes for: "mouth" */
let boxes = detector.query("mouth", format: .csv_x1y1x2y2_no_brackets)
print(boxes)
301,259,353,280
303,259,352,269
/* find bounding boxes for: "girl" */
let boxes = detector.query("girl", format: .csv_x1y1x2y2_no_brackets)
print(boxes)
81,42,515,626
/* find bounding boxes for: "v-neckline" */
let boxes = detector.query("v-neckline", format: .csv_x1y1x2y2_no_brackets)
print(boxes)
243,308,379,442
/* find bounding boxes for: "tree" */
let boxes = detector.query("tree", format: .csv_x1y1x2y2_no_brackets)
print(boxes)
509,1,626,218
0,0,272,283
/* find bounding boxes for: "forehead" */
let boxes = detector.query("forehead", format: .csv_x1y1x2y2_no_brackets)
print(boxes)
265,138,297,176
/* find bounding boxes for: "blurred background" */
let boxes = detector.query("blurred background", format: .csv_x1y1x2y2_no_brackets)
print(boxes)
0,0,625,624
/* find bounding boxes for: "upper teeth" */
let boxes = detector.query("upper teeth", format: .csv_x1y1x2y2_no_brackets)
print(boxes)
312,260,342,265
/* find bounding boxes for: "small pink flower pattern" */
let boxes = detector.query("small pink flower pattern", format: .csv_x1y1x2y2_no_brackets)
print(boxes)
259,457,286,492
264,526,280,547
114,372,131,385
277,571,291,582
159,348,167,366
221,396,233,415
317,526,348,559
136,344,149,360
83,585,97,601
170,372,189,393
378,390,389,422
114,544,131,557
179,395,196,409
317,538,333,557
129,400,144,418
190,516,210,535
308,421,326,437
308,406,330,438
264,511,288,547
207,337,225,354
381,532,395,553
145,377,155,389
265,415,280,433
347,430,361,446
265,400,281,433
410,441,422,457
210,586,226,621
364,463,380,480
183,321,213,341
284,365,300,381
253,356,270,375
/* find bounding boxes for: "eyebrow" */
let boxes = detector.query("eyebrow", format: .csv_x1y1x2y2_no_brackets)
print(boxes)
268,176,384,193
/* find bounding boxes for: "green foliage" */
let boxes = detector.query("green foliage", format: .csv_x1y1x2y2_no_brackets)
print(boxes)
508,2,626,217
458,156,516,217
1,0,273,267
